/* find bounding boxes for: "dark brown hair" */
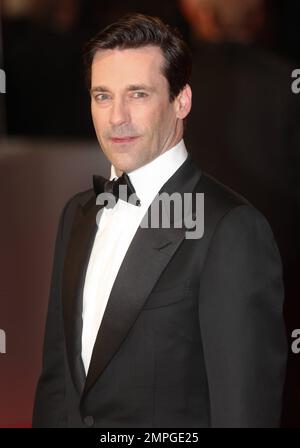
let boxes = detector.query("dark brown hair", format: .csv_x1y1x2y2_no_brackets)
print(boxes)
83,13,192,102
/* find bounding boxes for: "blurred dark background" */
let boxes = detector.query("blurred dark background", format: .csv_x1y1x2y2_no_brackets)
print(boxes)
0,0,299,427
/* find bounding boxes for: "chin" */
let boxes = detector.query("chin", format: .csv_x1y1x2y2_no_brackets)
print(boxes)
115,163,136,174
110,155,140,173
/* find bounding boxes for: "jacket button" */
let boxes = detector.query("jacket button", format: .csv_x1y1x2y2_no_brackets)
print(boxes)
83,415,94,427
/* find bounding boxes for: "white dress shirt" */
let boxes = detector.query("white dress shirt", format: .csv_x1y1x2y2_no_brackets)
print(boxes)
81,139,188,374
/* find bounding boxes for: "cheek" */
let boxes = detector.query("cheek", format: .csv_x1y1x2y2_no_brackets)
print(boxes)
91,107,99,129
132,102,162,129
155,107,175,134
91,106,107,129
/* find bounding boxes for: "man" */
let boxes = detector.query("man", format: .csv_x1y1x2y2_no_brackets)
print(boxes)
32,13,287,428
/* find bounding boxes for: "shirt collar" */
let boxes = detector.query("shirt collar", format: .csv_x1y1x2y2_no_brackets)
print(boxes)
109,139,188,206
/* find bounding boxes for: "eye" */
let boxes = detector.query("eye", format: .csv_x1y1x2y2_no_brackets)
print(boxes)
131,91,148,99
94,93,111,102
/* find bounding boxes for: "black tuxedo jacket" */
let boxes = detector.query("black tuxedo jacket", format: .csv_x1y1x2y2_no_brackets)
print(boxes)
32,153,287,428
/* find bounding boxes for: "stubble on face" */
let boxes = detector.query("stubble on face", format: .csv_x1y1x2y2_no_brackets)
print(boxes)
90,46,183,174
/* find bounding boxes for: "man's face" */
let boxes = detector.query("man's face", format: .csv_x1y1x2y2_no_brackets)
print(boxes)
90,46,189,174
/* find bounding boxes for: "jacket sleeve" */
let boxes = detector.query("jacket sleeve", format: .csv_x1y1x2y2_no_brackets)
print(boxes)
32,198,71,427
198,204,288,427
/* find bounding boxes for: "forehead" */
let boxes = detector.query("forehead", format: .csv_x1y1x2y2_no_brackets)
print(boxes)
91,46,166,87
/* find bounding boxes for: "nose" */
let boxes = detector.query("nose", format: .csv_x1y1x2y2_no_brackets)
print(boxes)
109,97,130,127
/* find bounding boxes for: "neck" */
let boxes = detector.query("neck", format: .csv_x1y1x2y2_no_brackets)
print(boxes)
115,168,123,177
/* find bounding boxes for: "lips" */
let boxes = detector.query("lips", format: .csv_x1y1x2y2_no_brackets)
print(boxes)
111,136,139,143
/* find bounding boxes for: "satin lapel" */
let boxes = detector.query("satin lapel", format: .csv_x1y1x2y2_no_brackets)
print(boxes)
83,154,202,395
62,196,104,394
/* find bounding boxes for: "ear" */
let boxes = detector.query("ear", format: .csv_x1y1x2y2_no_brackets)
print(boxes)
175,84,192,120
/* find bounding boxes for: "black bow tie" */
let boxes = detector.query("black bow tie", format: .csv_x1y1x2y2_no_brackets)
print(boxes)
93,173,141,208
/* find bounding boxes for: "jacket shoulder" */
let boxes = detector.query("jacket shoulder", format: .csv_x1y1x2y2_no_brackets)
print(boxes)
57,188,94,238
193,170,273,241
196,170,252,211
63,188,94,213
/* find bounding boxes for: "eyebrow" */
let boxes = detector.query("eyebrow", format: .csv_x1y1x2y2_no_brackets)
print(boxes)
127,84,155,92
90,84,155,94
